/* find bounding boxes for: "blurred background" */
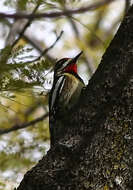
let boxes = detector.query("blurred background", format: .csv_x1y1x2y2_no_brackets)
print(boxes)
0,0,126,189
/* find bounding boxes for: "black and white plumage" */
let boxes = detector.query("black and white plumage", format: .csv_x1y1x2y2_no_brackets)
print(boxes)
49,52,85,146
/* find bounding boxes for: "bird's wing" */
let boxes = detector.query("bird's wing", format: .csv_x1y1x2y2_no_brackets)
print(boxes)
49,75,65,114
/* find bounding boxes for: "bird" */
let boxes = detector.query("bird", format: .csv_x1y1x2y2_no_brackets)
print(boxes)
49,51,85,146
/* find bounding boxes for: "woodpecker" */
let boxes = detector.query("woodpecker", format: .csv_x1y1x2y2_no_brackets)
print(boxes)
49,51,85,146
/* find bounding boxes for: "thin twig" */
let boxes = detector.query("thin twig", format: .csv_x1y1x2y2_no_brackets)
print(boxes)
0,102,18,114
20,30,63,65
0,113,49,135
31,30,63,63
4,18,55,62
12,1,41,48
71,16,104,45
0,94,30,107
21,35,55,62
0,0,116,20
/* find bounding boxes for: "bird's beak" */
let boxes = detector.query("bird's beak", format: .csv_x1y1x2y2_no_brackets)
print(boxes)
72,51,83,62
65,51,83,68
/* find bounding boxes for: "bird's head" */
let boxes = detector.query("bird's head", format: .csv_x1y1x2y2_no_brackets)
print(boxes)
54,51,83,76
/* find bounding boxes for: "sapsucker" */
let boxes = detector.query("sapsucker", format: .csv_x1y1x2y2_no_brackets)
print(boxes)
49,51,85,146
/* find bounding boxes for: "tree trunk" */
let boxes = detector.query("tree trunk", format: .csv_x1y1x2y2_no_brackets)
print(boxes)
17,5,133,190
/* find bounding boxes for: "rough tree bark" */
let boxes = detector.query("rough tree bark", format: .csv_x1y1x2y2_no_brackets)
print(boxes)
17,5,133,190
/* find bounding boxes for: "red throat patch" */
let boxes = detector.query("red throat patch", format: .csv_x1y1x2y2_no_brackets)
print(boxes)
65,64,77,73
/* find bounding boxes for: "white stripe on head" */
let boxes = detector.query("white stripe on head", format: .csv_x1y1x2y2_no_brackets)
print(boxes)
55,59,71,75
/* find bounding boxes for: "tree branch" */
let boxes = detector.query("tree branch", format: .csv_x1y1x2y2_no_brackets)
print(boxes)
0,0,116,20
0,113,48,135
